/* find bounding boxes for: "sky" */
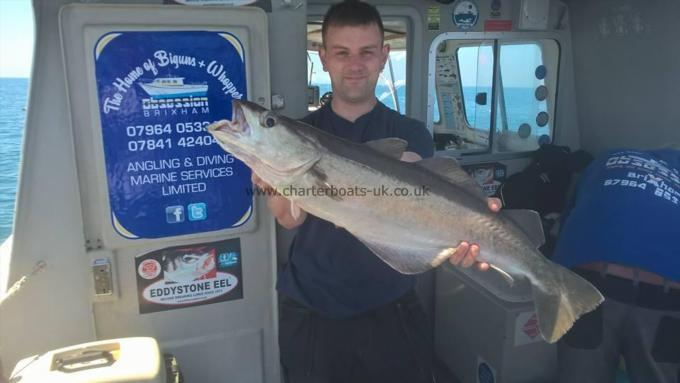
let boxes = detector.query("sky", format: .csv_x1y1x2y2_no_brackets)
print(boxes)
0,0,34,78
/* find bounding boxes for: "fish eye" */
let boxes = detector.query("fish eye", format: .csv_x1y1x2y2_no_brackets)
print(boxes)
260,113,277,128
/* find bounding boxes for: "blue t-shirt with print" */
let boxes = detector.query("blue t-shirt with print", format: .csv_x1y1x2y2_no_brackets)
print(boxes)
552,149,680,281
276,101,434,319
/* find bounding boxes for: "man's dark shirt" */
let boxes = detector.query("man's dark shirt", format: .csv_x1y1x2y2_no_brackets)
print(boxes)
276,101,434,319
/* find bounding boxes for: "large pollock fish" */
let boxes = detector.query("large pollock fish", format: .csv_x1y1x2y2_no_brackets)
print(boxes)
208,100,603,343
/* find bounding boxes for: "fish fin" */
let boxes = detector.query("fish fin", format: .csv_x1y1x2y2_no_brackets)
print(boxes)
309,166,342,201
308,166,328,181
530,262,604,343
354,236,436,274
290,201,301,221
416,157,487,201
489,264,515,286
320,181,343,201
365,138,408,159
503,209,546,247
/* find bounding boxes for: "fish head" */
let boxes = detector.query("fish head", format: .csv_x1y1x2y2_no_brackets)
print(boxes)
208,100,321,185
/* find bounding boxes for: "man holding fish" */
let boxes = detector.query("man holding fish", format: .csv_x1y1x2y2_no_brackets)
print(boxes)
208,1,603,382
256,2,493,381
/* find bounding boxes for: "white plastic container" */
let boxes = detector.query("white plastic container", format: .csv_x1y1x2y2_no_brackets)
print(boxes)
9,337,166,383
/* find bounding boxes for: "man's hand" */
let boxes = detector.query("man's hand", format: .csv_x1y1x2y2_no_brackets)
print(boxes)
252,173,276,195
397,152,499,271
448,197,502,271
252,173,307,229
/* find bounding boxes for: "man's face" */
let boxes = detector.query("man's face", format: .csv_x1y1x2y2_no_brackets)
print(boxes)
319,23,390,106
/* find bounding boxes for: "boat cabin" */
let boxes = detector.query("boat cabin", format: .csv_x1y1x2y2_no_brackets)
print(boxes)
1,0,678,382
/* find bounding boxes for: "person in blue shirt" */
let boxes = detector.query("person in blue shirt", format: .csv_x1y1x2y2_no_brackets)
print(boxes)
552,148,680,383
251,1,498,382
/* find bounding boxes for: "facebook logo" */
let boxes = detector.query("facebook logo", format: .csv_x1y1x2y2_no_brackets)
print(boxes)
165,205,185,224
188,203,207,221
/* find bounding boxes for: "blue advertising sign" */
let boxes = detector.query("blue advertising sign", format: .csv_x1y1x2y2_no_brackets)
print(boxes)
94,31,252,239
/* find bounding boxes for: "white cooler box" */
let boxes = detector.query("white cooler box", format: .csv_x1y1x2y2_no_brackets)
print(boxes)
9,337,180,383
435,265,558,383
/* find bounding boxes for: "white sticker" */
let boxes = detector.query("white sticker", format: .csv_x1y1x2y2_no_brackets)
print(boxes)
514,311,543,346
138,259,162,280
453,1,480,30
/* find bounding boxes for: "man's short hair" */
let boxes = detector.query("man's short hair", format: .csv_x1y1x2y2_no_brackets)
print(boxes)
322,0,384,46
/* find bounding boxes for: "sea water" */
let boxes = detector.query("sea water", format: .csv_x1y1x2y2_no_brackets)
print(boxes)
0,77,28,243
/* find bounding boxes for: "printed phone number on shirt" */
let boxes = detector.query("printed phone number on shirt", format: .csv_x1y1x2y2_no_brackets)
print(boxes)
604,178,679,205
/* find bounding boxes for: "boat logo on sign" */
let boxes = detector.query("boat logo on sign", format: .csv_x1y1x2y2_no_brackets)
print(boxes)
139,76,208,99
139,76,210,117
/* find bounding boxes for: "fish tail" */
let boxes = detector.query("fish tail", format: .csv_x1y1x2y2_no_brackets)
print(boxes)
530,263,604,343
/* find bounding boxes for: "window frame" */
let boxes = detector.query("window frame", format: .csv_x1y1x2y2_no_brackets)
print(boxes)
428,32,562,159
455,42,495,132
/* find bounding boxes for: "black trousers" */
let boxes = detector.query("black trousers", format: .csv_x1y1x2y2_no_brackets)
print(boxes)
278,291,454,383
558,269,680,383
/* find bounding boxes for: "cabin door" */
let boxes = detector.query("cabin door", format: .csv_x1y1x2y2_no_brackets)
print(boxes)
59,4,278,382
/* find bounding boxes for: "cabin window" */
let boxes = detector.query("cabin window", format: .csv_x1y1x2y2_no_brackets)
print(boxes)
430,38,559,154
306,19,408,114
